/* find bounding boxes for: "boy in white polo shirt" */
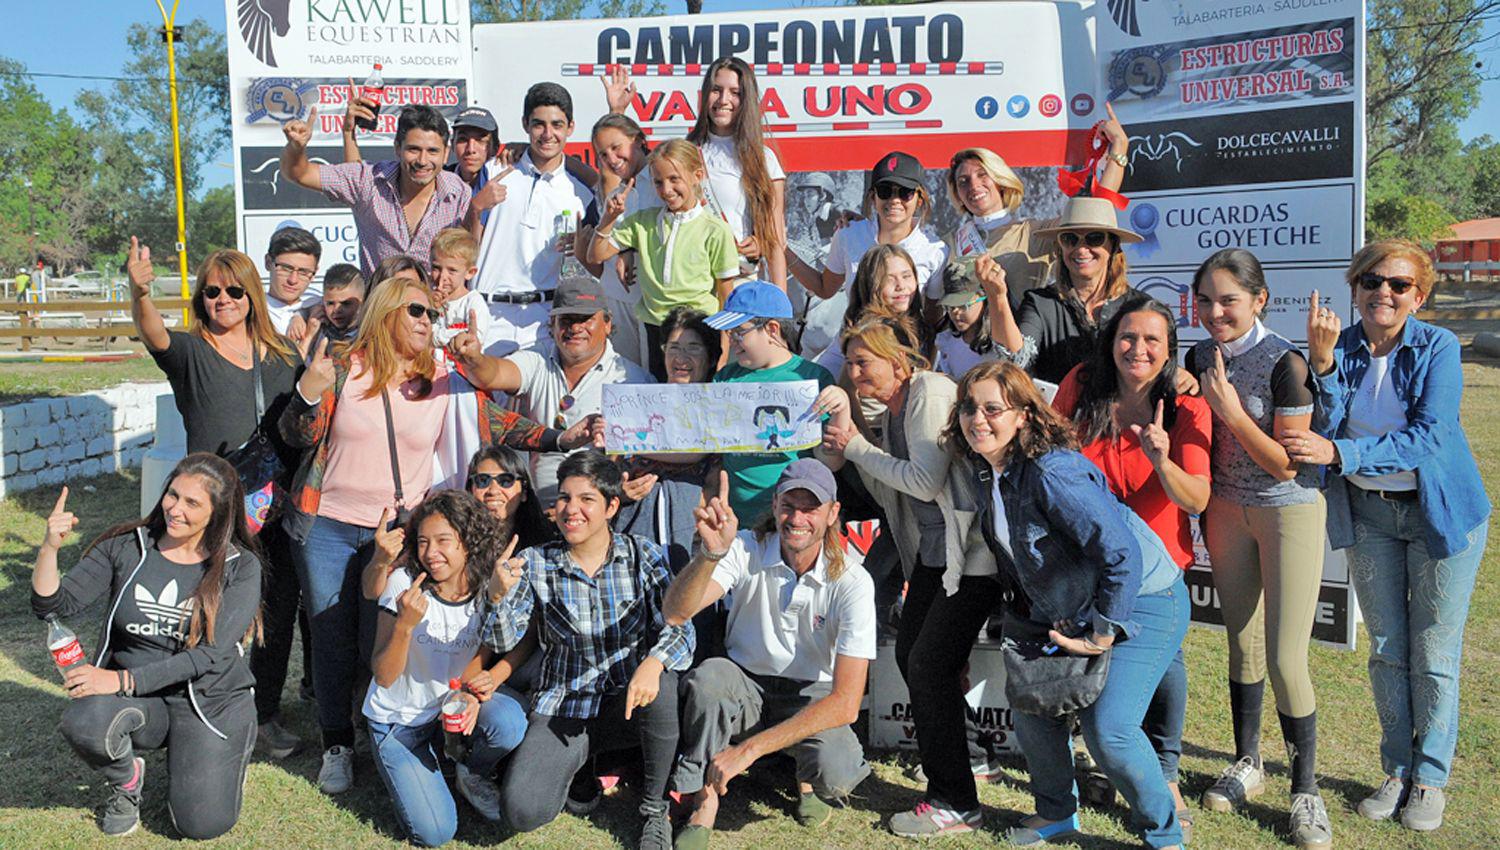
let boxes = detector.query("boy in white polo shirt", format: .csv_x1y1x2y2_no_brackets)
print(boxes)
663,460,875,848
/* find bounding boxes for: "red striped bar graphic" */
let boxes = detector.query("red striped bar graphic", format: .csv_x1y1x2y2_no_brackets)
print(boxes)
563,62,1005,77
637,118,945,136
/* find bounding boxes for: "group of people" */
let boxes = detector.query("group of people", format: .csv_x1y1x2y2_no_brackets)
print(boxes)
28,58,1488,850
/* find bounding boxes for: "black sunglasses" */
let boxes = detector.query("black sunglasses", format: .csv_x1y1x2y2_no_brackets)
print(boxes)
1058,231,1111,249
469,472,520,489
201,284,247,301
405,302,441,322
1356,272,1417,295
874,183,917,201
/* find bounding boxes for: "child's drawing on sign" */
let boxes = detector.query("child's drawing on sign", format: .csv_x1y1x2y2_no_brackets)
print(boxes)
609,413,665,453
752,405,796,450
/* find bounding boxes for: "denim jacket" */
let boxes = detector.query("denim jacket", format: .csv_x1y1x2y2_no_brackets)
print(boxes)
975,448,1180,639
1314,317,1490,559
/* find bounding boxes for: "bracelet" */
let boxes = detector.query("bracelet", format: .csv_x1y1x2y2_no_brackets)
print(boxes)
116,670,127,696
1106,150,1129,168
593,227,613,240
696,542,730,562
1083,635,1110,652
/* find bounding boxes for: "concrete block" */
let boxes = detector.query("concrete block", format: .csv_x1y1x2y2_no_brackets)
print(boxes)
86,436,114,456
8,472,36,493
47,398,70,421
36,465,66,486
9,427,37,453
60,442,86,463
18,448,47,472
3,453,15,476
34,426,59,448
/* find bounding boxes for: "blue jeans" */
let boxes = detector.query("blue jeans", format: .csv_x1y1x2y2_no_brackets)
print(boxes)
293,515,380,739
1348,487,1488,787
1012,578,1190,848
367,688,529,847
1144,647,1187,784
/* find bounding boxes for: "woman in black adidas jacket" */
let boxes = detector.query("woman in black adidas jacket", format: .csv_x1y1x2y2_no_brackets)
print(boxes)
32,452,263,839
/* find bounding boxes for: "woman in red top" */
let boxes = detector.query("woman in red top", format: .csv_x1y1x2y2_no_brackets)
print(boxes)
1052,292,1211,836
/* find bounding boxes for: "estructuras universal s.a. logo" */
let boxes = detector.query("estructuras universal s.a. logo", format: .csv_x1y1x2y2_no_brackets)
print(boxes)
237,0,292,68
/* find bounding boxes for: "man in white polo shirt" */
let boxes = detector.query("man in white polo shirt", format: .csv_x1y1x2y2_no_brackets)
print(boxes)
663,460,875,848
468,82,594,356
447,273,650,504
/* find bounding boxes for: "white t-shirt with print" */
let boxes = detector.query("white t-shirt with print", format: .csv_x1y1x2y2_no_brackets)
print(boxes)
435,289,493,348
363,569,486,726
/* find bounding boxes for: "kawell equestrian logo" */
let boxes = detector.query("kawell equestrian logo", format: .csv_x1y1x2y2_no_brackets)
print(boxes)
1107,0,1149,37
238,0,292,68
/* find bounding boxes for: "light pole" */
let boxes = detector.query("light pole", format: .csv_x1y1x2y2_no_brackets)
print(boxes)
153,0,191,316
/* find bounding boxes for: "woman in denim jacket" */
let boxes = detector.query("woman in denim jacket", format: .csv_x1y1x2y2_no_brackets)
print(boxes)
946,360,1188,849
1283,240,1490,833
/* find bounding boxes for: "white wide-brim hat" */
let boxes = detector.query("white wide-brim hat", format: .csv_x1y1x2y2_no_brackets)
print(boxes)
1033,196,1142,244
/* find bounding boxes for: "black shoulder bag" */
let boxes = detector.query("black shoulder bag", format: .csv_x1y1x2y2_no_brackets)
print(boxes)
381,389,412,530
227,341,285,534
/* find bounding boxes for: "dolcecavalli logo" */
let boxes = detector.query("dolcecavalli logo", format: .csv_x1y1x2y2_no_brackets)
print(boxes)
1124,102,1353,190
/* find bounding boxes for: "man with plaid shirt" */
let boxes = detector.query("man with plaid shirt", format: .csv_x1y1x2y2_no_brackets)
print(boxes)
482,450,691,850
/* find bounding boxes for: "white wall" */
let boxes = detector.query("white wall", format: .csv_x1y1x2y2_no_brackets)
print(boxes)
0,382,169,498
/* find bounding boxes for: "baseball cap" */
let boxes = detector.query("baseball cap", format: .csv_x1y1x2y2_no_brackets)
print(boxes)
776,458,837,504
869,151,923,190
705,280,794,330
453,106,498,135
550,274,609,317
939,257,985,307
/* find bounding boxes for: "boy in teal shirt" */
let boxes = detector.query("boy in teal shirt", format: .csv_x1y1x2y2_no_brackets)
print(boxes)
707,281,835,525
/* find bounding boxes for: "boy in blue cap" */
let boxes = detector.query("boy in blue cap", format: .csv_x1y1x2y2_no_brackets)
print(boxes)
707,281,835,525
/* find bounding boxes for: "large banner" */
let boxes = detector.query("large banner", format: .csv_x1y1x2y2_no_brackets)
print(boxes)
224,0,474,278
1099,0,1365,648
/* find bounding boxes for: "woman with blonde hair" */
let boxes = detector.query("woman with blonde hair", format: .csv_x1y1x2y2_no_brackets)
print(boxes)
589,138,741,380
278,275,595,797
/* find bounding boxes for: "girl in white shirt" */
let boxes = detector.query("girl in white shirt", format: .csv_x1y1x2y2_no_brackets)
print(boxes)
685,57,788,288
364,490,529,845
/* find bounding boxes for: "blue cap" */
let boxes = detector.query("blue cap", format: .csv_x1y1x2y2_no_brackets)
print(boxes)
705,281,794,330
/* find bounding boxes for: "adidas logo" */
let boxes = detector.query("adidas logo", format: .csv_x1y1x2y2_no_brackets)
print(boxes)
125,579,193,639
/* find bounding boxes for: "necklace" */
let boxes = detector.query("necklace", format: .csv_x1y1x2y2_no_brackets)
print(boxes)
211,331,253,362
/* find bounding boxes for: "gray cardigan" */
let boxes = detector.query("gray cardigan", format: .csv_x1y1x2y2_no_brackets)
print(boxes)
831,370,997,595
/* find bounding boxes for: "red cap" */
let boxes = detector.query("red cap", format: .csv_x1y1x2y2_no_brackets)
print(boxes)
448,678,461,689
374,63,383,70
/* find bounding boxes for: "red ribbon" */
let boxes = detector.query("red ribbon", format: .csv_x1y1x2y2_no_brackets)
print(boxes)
1057,132,1129,211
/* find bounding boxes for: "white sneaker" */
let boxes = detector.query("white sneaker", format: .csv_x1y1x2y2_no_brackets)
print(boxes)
455,763,503,822
318,745,354,794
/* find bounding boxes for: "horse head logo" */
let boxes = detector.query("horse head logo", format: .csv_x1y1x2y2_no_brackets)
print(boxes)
1127,132,1203,173
238,0,292,68
1107,0,1146,37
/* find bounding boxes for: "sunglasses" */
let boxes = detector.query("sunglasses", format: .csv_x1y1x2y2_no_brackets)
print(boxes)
554,394,575,429
946,294,986,311
874,183,917,201
468,472,520,489
1356,272,1417,295
201,285,247,301
958,400,1017,418
1057,231,1111,249
405,302,440,322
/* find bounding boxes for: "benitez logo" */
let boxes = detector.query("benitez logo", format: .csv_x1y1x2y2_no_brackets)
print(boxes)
237,0,292,68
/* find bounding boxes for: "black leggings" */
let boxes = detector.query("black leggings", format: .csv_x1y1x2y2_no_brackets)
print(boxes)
499,671,680,832
905,572,1007,812
60,690,257,840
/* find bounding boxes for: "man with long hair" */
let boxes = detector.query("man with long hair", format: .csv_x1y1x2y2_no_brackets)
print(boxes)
663,460,876,847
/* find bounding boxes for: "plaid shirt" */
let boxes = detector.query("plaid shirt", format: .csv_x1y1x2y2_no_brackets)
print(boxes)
484,533,694,719
276,356,560,542
320,160,472,279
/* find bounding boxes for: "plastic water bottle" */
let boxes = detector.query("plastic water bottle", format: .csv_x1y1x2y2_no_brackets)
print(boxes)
356,63,384,132
557,211,595,289
46,615,85,675
440,678,470,762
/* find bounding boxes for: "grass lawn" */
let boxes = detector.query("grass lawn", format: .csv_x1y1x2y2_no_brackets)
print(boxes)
0,355,164,406
1,368,1498,848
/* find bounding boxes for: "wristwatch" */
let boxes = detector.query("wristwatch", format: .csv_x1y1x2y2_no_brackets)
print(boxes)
1106,150,1129,168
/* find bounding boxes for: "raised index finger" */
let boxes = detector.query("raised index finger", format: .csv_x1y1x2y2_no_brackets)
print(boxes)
306,105,318,128
1154,399,1164,428
53,485,69,514
1310,289,1320,314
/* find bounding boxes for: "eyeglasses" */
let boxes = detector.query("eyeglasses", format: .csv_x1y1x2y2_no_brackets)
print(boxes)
468,472,520,490
874,183,917,201
272,261,317,281
554,394,575,429
405,302,440,322
946,294,986,311
1058,231,1111,249
663,342,707,358
958,400,1018,418
728,322,767,342
1356,272,1417,295
202,285,247,301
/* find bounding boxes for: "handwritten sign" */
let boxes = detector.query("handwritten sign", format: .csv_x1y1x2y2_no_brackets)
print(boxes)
602,381,823,454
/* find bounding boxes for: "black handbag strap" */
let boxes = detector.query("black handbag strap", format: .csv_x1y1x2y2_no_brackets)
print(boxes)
251,339,266,421
380,388,405,508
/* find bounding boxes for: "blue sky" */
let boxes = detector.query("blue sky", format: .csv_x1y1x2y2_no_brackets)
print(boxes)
8,3,1498,192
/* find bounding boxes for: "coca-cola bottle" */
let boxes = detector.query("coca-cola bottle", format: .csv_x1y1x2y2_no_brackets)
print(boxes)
440,678,469,762
46,614,85,675
356,63,384,132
